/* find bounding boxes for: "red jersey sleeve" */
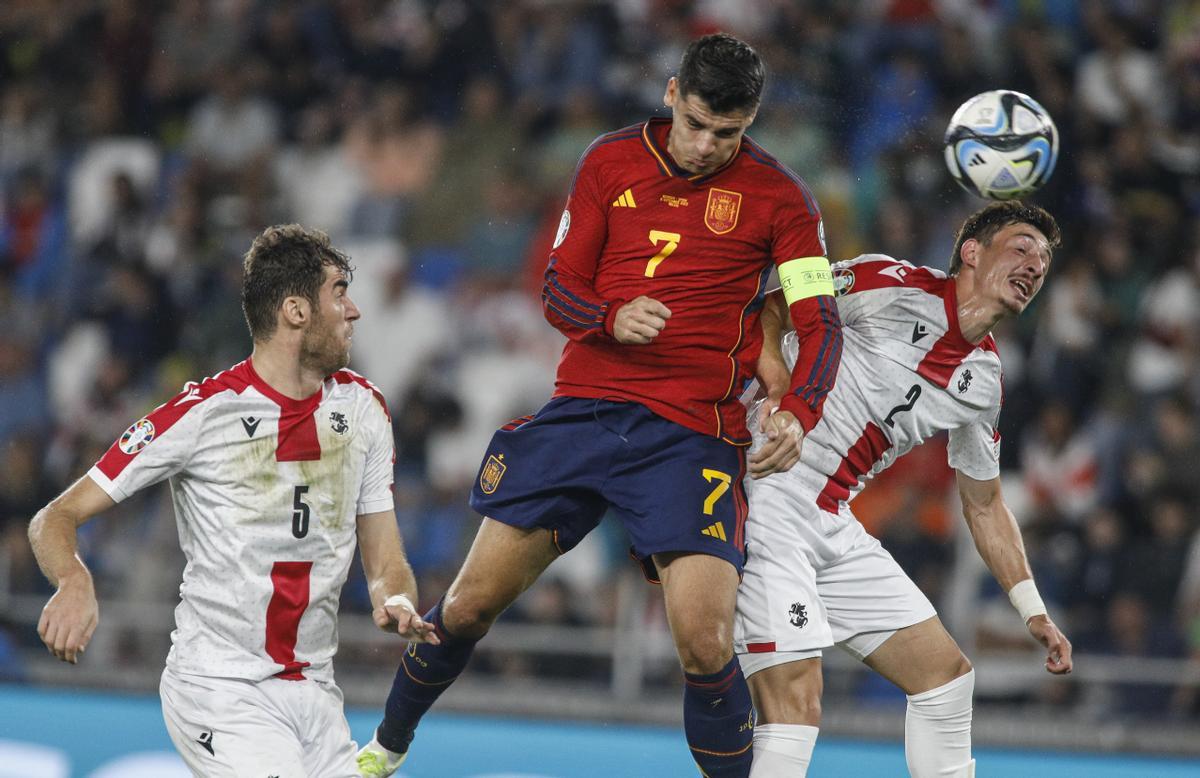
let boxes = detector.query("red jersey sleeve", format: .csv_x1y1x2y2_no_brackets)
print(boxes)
541,140,622,341
771,187,843,433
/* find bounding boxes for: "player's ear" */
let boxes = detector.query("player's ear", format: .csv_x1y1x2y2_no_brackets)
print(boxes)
664,77,678,108
280,295,311,329
959,239,980,271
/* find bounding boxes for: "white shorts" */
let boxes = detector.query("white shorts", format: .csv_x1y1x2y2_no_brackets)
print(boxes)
734,474,936,677
160,667,358,778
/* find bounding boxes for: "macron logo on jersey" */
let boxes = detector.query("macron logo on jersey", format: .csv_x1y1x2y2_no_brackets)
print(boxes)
175,385,202,406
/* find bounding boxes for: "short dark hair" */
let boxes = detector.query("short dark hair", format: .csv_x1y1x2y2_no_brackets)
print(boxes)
677,33,765,115
949,201,1061,275
241,225,353,341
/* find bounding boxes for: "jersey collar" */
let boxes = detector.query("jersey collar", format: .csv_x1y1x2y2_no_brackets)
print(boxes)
641,118,741,185
243,357,324,414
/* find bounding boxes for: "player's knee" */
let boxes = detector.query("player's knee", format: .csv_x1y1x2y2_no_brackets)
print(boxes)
676,629,733,675
754,662,823,725
916,652,973,695
441,591,500,640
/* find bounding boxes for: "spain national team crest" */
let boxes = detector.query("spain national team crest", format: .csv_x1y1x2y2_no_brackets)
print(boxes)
479,453,507,494
704,188,742,235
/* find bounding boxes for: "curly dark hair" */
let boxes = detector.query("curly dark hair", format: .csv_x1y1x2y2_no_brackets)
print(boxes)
241,224,353,341
949,201,1061,275
677,33,765,115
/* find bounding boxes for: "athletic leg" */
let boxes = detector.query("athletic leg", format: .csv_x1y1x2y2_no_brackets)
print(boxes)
744,658,822,777
366,519,559,762
860,616,974,778
657,551,753,778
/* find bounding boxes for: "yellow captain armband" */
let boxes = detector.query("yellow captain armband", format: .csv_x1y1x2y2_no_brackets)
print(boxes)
778,256,834,305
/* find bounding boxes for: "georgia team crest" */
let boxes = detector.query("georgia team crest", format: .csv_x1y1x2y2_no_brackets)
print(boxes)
704,188,742,235
118,418,156,454
479,453,507,494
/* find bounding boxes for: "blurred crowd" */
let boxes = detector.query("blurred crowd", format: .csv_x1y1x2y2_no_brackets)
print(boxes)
1,0,1199,721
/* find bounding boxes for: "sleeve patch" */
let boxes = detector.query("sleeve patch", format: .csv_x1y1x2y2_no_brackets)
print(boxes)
553,208,571,249
118,418,156,454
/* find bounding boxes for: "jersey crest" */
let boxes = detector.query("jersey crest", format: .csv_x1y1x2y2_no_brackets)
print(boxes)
705,188,742,234
479,453,507,494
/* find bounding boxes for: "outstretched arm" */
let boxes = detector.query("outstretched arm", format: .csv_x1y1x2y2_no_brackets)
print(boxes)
28,476,116,663
357,511,439,645
956,471,1073,675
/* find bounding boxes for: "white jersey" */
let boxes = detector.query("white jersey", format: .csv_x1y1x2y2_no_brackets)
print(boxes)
751,255,1003,510
89,359,394,683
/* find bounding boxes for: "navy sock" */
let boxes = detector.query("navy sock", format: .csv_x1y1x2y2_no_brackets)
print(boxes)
376,600,479,753
683,656,754,778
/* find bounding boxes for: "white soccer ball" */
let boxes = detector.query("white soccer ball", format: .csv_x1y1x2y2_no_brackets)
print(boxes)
943,89,1059,200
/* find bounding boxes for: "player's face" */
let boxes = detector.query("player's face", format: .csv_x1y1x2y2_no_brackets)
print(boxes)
663,78,756,176
971,222,1052,314
301,266,360,375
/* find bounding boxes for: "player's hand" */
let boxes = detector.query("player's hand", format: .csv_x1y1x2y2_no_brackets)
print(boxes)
375,596,441,645
37,573,99,664
748,408,804,479
613,296,671,344
1027,614,1072,675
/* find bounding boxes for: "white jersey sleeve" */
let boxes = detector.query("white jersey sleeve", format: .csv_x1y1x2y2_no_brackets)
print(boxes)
353,374,395,515
88,382,211,502
947,415,1002,481
831,254,920,326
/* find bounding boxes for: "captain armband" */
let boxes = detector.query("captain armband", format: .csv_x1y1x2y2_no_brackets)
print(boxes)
1007,579,1047,624
778,257,834,305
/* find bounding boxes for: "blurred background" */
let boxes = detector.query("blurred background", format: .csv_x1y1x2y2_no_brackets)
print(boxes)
1,0,1199,772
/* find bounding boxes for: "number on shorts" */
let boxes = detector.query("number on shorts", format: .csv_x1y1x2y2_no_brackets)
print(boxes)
645,230,681,277
701,468,731,515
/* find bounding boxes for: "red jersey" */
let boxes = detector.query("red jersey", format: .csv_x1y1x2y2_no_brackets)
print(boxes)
542,118,842,444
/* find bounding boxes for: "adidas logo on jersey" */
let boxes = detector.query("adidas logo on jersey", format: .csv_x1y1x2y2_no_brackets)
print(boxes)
701,522,727,541
611,188,637,208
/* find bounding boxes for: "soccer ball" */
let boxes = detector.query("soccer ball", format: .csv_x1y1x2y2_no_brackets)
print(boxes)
943,90,1059,200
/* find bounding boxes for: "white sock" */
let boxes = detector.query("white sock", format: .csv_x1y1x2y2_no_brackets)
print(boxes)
905,669,974,777
749,723,819,777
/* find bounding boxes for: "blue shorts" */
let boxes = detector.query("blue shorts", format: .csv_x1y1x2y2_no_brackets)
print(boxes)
469,397,748,579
